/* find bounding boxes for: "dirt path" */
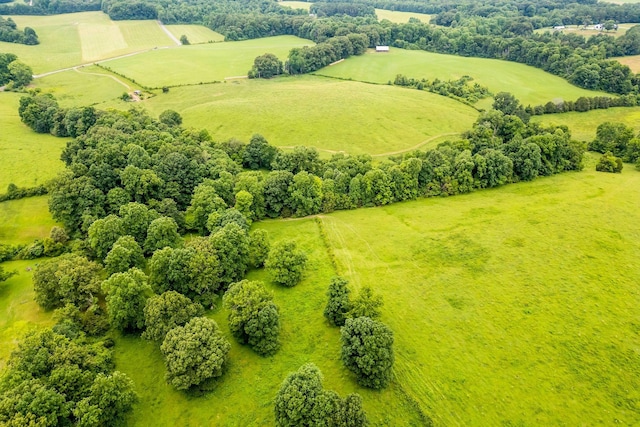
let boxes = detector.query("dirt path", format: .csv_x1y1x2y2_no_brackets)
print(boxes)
73,67,131,90
157,20,181,45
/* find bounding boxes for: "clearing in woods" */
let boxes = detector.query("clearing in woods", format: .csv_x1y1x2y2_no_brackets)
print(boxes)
533,106,640,141
164,24,225,44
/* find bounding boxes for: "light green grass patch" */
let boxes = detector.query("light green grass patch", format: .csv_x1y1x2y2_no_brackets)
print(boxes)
140,75,478,156
117,218,425,425
280,1,311,11
533,106,640,141
34,65,138,107
78,19,127,62
315,48,611,106
319,158,640,425
165,25,224,44
104,36,313,87
0,196,58,246
117,20,174,50
0,93,67,190
0,259,55,369
375,9,431,23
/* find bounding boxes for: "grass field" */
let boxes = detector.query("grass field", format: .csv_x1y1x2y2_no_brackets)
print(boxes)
0,93,67,190
164,25,225,44
279,2,431,22
103,36,313,87
317,154,640,425
533,106,640,141
0,196,58,246
139,75,478,155
315,48,611,106
0,12,173,73
615,53,640,72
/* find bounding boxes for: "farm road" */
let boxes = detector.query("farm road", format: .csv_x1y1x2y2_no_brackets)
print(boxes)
158,20,181,46
74,67,131,90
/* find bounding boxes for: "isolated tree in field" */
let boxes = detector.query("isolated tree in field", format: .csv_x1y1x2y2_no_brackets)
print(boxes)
249,53,283,79
159,109,182,127
104,235,145,275
33,254,103,310
595,152,623,173
223,280,280,356
87,214,124,261
341,317,394,389
102,268,153,332
265,240,307,287
324,276,351,326
142,291,204,342
144,216,180,254
248,228,270,268
179,34,190,45
274,363,368,427
160,317,230,390
347,286,383,320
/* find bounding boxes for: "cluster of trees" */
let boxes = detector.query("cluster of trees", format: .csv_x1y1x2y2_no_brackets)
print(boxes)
286,32,369,74
102,0,159,20
596,152,624,173
393,74,491,104
0,182,46,202
274,363,368,426
0,0,100,15
588,121,640,169
0,16,38,44
310,2,376,19
248,53,283,79
0,53,33,89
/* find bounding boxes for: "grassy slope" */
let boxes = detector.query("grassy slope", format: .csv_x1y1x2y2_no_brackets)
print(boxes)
533,106,640,141
0,197,57,246
0,93,67,190
164,25,225,44
117,218,424,426
1,12,173,73
319,154,640,425
279,2,432,23
315,49,611,106
103,36,314,87
139,75,478,155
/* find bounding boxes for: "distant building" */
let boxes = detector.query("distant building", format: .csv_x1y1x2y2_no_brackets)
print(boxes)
553,25,565,30
376,45,390,53
594,23,604,30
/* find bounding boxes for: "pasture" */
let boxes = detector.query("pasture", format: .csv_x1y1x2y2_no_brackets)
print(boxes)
164,25,225,44
533,106,640,141
0,93,67,190
0,12,174,73
140,75,478,156
0,196,57,246
279,2,432,22
615,53,640,72
315,48,612,106
103,36,313,87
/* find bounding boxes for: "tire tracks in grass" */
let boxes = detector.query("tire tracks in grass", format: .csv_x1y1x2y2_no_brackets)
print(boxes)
73,67,131,90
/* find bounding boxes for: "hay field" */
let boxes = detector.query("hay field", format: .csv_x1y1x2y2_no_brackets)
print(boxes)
165,24,225,44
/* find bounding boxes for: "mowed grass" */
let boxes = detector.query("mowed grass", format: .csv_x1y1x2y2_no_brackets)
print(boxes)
103,36,313,87
34,65,141,107
280,2,432,22
316,48,611,106
533,106,640,141
165,25,224,44
140,75,478,155
117,218,425,426
0,93,67,189
0,12,173,73
318,155,640,425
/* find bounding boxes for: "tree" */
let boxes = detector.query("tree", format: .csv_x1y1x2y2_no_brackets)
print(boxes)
243,134,277,170
144,216,180,254
119,202,159,245
210,222,250,288
73,372,137,427
248,229,270,268
104,235,145,275
87,215,124,261
33,254,103,311
348,286,383,320
265,240,307,287
0,265,16,283
249,53,283,79
185,184,226,235
595,151,623,173
7,60,32,88
492,92,520,116
142,291,204,342
159,109,182,127
223,280,280,356
324,276,351,326
179,34,190,45
160,317,230,390
101,268,153,332
341,317,394,389
274,363,368,427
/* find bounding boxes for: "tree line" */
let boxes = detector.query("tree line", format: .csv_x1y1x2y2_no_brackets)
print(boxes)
0,16,38,45
0,53,33,89
0,0,100,15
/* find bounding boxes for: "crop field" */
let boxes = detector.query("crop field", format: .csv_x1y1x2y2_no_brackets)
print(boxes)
315,49,611,106
533,106,640,141
103,36,313,87
279,2,432,22
0,93,67,190
140,75,478,155
164,25,225,44
1,12,174,73
317,155,640,425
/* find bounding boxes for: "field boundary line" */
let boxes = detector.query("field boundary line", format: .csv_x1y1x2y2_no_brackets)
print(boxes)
73,67,131,90
157,20,181,46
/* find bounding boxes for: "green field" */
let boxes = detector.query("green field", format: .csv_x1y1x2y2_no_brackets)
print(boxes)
103,36,313,87
0,12,173,73
0,196,57,246
315,48,611,106
615,53,640,72
534,106,640,141
140,75,478,155
0,93,67,190
165,24,225,44
279,2,432,22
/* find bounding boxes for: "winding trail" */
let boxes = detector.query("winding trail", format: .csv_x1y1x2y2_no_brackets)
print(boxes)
74,67,131,90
